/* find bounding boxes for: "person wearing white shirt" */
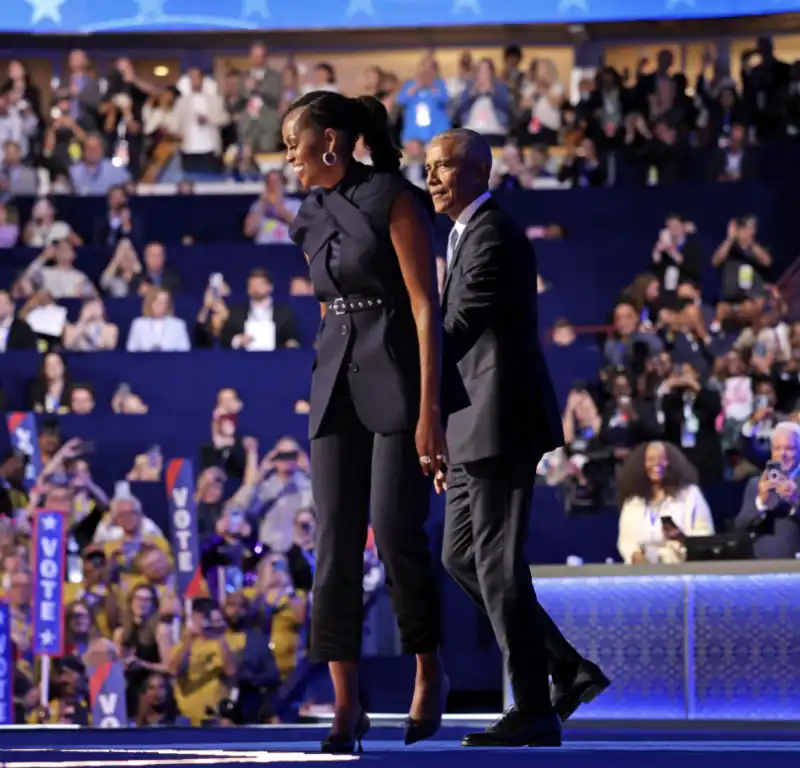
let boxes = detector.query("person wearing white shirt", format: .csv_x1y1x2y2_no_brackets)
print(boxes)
173,67,227,174
127,288,191,352
617,441,715,564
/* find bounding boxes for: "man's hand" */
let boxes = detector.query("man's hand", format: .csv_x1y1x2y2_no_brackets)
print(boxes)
774,476,798,506
757,471,774,506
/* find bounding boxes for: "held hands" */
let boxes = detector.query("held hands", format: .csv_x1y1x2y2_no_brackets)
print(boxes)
415,406,448,481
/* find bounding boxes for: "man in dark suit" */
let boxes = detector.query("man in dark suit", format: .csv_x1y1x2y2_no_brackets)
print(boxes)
734,421,800,559
220,268,300,350
426,129,608,747
0,289,37,351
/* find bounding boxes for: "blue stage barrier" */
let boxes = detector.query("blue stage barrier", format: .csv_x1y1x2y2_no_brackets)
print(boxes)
504,567,800,720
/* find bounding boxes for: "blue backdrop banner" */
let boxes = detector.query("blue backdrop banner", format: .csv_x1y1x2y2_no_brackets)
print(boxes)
3,0,799,33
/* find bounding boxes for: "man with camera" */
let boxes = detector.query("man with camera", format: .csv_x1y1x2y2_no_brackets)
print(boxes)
735,421,800,559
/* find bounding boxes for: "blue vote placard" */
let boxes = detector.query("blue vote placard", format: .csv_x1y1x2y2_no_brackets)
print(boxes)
89,662,128,727
3,0,799,33
165,458,204,600
31,510,67,658
6,412,42,492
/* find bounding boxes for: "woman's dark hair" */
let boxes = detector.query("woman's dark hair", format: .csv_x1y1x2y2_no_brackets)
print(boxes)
287,90,402,172
616,441,698,507
122,582,160,648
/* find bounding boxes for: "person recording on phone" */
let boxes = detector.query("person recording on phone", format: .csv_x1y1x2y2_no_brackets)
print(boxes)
231,437,313,554
738,377,784,471
735,421,800,559
167,597,243,726
194,272,231,348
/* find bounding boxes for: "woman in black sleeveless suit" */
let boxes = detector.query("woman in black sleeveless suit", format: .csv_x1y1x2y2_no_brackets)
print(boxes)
284,92,448,752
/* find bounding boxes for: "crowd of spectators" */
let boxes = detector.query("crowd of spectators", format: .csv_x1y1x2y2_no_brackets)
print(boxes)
539,211,800,564
2,32,800,726
2,411,384,725
0,36,798,194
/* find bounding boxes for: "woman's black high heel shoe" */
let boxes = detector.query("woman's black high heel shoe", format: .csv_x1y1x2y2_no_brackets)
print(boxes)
321,710,371,754
403,677,450,746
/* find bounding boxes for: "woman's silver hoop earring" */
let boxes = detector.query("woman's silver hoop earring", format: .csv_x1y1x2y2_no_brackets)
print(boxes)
322,151,337,167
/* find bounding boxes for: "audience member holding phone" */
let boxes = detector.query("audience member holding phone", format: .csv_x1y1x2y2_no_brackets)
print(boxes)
232,436,313,554
199,387,247,480
617,440,715,564
735,421,800,558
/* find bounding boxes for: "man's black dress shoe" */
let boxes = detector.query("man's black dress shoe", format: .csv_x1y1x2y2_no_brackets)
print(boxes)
551,660,610,722
460,708,562,747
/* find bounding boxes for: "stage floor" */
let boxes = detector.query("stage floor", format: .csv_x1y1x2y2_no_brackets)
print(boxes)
1,720,799,768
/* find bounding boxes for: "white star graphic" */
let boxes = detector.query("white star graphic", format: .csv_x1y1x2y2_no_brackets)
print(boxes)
39,629,55,647
558,0,589,11
346,0,374,16
41,515,58,532
135,0,165,19
666,0,694,6
242,0,270,18
452,0,481,13
26,0,65,25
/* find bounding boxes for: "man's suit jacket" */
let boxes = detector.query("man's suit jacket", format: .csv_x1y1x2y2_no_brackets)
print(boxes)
130,267,182,296
441,197,563,465
5,317,38,350
734,475,800,559
220,302,300,349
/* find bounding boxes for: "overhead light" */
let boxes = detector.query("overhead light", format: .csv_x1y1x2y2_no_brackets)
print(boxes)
154,65,169,77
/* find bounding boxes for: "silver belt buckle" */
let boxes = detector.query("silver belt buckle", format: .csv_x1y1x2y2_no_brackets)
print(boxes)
331,298,347,316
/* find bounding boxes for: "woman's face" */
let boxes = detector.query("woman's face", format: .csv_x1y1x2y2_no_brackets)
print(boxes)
645,280,660,302
145,674,168,707
726,351,745,376
44,353,65,381
283,108,335,190
645,442,668,483
70,605,91,635
151,291,169,318
9,61,24,81
131,587,155,621
573,391,595,424
614,304,638,336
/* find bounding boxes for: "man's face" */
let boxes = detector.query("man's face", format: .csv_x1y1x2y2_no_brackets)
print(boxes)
426,138,475,217
108,188,126,210
83,138,103,165
144,244,164,272
772,430,799,473
70,388,95,415
248,275,271,301
666,217,684,242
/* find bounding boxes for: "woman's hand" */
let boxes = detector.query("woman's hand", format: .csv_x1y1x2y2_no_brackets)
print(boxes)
415,407,448,478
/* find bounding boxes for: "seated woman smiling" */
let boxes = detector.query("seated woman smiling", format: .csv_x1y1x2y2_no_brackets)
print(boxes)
617,441,714,565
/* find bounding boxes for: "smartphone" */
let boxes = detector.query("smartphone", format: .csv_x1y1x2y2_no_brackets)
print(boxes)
274,450,298,462
753,342,767,357
76,440,95,455
766,460,783,482
660,515,677,529
228,509,243,534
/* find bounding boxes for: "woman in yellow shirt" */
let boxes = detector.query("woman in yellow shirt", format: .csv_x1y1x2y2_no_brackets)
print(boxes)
250,554,307,681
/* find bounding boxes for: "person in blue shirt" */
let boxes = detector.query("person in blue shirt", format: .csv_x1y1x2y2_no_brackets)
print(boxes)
396,56,450,146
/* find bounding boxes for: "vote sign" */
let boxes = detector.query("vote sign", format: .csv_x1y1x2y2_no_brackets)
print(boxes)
32,510,66,657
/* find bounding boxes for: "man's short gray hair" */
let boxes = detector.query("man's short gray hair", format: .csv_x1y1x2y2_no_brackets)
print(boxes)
771,421,800,444
432,128,493,170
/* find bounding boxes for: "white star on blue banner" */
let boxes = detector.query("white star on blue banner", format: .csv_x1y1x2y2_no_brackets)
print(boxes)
26,0,65,24
242,0,270,17
346,0,374,16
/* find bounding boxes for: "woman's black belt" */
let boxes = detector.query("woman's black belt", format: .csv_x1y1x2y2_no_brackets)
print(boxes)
327,297,385,315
